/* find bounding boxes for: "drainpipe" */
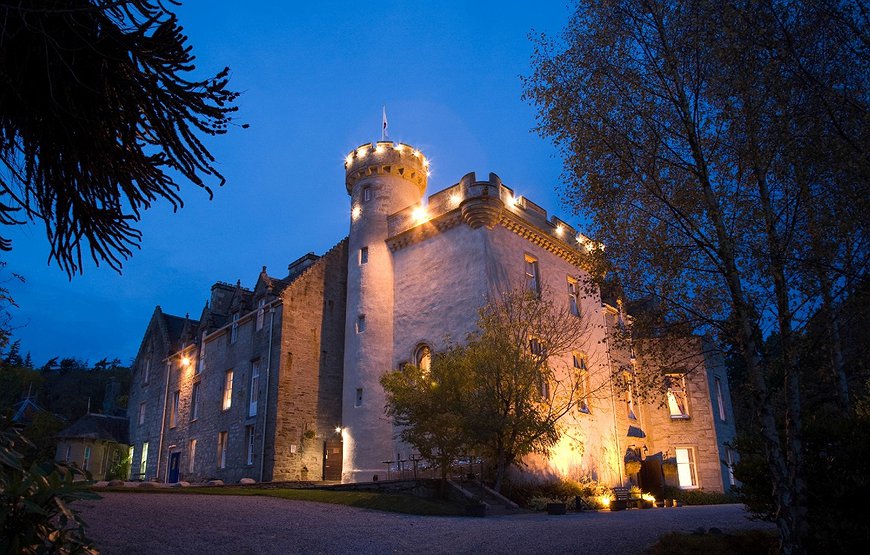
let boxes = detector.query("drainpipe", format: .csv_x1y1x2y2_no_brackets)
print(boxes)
259,305,276,482
156,357,173,482
601,308,624,486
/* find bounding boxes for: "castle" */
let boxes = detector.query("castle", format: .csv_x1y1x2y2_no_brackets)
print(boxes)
128,140,737,492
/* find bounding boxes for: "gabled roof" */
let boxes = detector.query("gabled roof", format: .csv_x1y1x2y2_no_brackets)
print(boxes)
12,397,44,424
56,413,129,444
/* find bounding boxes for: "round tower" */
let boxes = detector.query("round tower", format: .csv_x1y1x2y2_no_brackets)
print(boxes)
341,140,428,482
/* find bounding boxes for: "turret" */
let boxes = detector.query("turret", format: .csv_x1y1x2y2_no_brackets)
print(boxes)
341,141,428,482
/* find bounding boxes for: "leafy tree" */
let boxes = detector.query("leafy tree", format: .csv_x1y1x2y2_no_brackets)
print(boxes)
524,1,867,552
381,348,473,495
0,0,244,275
383,287,593,493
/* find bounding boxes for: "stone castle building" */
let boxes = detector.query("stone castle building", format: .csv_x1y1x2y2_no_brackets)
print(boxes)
128,140,737,492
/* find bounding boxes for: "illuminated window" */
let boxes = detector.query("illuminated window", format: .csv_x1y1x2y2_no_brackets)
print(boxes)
217,431,228,469
188,439,197,474
675,447,698,488
249,361,260,417
359,246,369,264
222,370,234,410
140,441,149,478
567,276,580,316
246,425,255,466
665,373,690,418
414,344,431,373
231,312,240,343
191,382,200,421
574,353,590,413
525,254,541,296
170,390,179,428
256,299,265,331
198,332,206,374
715,377,727,422
138,402,146,426
625,373,637,420
363,186,372,202
356,315,366,333
355,388,363,407
83,446,91,471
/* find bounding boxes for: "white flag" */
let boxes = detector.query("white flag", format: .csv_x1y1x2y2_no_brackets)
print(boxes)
382,105,388,140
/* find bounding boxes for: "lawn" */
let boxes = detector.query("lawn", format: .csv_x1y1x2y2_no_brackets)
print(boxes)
98,485,464,516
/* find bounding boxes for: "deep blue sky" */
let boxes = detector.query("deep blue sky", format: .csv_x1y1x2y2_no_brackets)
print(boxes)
4,1,577,367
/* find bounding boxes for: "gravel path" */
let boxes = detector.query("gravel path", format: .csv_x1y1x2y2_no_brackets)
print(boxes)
77,493,773,554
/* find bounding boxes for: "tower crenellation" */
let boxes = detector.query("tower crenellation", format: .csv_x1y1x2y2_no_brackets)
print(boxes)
344,141,429,195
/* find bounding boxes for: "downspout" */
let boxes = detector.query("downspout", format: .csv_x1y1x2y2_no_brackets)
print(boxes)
601,308,624,486
156,357,173,482
259,305,276,482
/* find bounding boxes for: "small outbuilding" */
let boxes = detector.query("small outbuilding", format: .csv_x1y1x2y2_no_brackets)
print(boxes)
55,413,130,480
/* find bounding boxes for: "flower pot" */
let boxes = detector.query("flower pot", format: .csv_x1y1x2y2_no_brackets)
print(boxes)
546,502,567,515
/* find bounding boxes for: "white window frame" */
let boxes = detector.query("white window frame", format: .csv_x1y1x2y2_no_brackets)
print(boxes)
249,361,260,417
217,432,228,469
222,370,234,411
524,254,540,296
191,382,200,421
170,390,179,428
665,373,690,419
140,441,149,478
256,299,265,331
83,446,91,471
138,402,146,425
246,425,255,466
574,353,590,413
715,377,727,422
567,276,580,317
675,447,698,489
231,312,240,343
188,439,197,474
198,332,207,374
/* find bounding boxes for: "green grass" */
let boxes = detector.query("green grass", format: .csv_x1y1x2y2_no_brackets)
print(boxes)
97,485,464,516
645,530,778,555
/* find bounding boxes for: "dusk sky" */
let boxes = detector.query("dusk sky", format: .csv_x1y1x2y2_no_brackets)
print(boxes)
5,1,579,367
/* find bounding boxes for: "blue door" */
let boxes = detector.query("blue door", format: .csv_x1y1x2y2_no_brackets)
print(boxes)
168,452,180,483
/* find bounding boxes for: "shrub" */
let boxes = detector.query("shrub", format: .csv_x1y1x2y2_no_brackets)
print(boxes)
508,476,608,508
1,419,100,554
663,486,738,505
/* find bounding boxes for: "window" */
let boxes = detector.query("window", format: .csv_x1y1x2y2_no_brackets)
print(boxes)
414,344,431,373
665,373,690,418
223,370,234,410
231,312,240,343
217,432,228,469
140,442,149,477
170,390,180,428
574,353,590,413
359,246,369,265
191,382,200,421
198,332,206,374
726,448,737,487
188,439,197,473
675,447,698,488
625,373,637,420
143,357,150,384
246,425,255,465
715,377,727,422
356,314,366,333
567,277,580,317
256,299,265,331
138,402,146,426
249,361,260,417
83,446,91,471
524,254,540,296
355,388,363,407
362,186,372,202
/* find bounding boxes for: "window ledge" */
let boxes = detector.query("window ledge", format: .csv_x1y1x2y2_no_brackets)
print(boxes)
670,415,691,420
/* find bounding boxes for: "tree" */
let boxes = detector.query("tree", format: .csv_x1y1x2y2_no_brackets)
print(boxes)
0,1,244,275
524,1,867,553
382,286,594,493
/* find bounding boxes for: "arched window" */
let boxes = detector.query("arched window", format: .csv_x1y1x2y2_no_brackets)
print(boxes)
414,344,431,372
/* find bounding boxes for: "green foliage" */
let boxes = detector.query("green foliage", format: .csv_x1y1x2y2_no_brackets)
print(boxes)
1,419,100,554
0,1,244,275
106,448,132,482
507,476,607,509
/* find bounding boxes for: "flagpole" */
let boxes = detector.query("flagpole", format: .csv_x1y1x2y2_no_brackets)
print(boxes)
382,105,388,141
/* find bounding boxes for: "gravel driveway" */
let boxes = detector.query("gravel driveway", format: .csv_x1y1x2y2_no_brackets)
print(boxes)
77,493,772,554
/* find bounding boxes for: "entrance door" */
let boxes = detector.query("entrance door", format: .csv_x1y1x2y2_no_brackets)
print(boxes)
167,451,180,483
322,438,343,481
639,456,665,500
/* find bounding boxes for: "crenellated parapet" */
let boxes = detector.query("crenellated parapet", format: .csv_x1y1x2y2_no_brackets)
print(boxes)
344,141,429,195
385,171,603,268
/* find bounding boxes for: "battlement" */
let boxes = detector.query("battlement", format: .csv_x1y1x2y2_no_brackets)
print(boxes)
344,141,429,195
386,171,603,264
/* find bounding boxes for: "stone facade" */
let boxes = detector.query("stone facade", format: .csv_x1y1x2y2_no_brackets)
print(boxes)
128,137,737,493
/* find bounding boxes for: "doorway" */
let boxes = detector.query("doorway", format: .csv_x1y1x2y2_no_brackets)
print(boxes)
322,438,342,481
167,451,180,483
